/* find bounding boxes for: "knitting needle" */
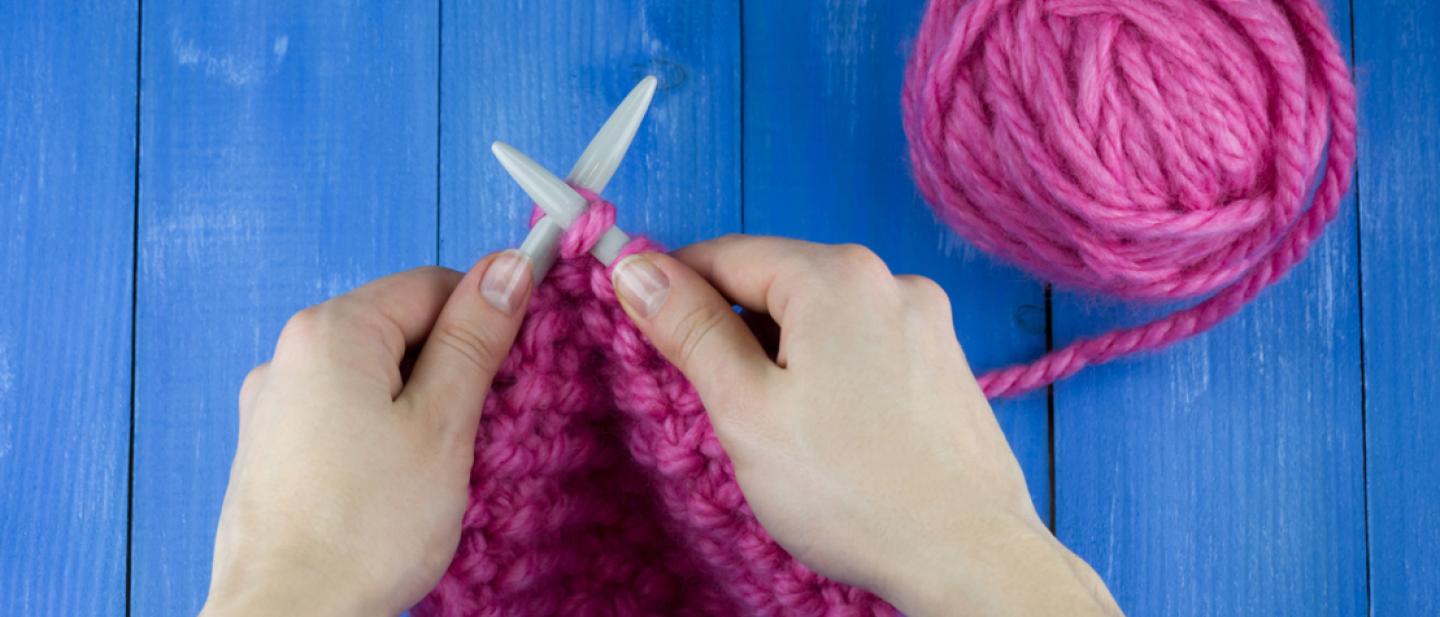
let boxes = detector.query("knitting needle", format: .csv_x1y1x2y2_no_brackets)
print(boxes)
569,75,657,194
508,76,657,280
493,142,634,267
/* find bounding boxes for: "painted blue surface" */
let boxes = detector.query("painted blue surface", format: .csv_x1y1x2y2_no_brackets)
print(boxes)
740,0,1051,519
0,2,137,615
1,1,1435,614
1052,3,1369,614
131,3,437,614
1356,1,1440,614
438,1,741,270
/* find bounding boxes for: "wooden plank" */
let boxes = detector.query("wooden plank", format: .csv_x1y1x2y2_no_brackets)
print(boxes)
1052,2,1366,614
1355,0,1440,614
439,1,741,268
0,3,137,615
130,4,437,614
739,0,1052,515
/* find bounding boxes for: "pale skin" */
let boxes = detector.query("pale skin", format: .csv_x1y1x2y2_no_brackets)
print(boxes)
201,235,1123,617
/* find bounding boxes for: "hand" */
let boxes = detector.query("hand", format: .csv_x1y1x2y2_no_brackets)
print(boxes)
609,236,1122,617
201,251,534,617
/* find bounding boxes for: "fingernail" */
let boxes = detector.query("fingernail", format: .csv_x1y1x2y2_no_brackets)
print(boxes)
480,250,533,314
612,254,670,318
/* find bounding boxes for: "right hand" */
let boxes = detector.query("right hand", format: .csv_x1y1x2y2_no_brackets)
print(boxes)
609,235,1122,617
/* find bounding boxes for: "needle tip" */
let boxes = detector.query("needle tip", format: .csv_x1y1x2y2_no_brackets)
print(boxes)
490,141,586,224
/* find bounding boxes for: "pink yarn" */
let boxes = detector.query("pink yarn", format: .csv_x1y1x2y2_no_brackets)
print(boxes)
416,193,898,616
902,0,1357,397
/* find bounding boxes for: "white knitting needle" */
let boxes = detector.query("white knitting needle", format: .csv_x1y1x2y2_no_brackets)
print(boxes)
569,75,657,194
493,142,633,267
508,76,657,280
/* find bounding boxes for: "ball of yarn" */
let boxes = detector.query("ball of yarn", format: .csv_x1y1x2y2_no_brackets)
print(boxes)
902,0,1357,397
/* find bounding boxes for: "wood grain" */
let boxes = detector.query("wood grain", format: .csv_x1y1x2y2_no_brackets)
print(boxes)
1051,2,1367,614
438,0,741,268
740,0,1053,518
8,1,1438,613
130,3,438,613
0,3,137,615
1356,0,1440,614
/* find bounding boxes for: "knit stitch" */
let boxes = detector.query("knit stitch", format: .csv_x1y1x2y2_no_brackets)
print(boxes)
415,193,898,616
902,0,1357,397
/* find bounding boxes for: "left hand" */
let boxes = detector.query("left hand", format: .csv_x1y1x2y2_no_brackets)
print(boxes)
201,251,533,617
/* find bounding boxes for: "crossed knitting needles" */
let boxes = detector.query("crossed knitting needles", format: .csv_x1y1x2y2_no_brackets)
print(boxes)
491,76,658,282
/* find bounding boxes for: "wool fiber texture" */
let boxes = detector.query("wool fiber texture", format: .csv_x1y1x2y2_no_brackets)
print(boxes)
902,0,1358,397
415,194,898,616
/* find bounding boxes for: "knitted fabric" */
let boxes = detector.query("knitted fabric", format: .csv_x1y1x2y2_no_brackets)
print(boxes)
902,0,1358,397
415,191,898,616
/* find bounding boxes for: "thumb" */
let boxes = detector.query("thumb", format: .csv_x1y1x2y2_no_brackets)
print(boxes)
401,249,533,435
611,252,773,411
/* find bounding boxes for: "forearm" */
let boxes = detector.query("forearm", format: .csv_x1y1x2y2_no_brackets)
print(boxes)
201,585,361,617
199,555,384,617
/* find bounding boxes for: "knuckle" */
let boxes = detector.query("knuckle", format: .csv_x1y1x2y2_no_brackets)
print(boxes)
831,242,879,264
279,305,331,345
407,265,462,286
241,363,268,389
238,363,269,407
669,304,731,371
899,275,953,314
818,244,896,299
429,321,504,374
279,300,372,354
828,243,889,277
712,232,748,246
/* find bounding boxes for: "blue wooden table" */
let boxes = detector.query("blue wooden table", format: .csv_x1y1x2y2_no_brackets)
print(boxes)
2,1,1436,615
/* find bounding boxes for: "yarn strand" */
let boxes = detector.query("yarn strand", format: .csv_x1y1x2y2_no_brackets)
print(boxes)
902,0,1357,398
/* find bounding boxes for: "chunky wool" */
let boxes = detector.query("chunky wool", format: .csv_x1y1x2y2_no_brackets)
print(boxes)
902,0,1357,397
415,192,898,616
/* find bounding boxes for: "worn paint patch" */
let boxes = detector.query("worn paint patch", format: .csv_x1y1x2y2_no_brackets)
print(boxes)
0,339,12,399
141,209,269,282
170,27,287,87
0,339,11,459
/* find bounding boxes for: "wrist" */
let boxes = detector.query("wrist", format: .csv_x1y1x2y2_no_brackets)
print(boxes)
201,557,382,617
201,584,372,617
877,509,1122,617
